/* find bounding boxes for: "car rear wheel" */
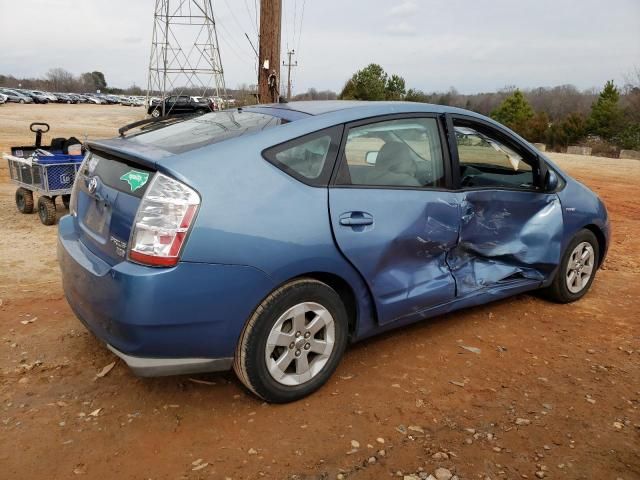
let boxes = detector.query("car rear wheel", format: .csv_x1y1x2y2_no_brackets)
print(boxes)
543,229,599,303
151,109,161,118
234,278,348,403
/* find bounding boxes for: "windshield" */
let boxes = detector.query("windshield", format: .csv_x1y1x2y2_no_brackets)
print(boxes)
129,110,286,154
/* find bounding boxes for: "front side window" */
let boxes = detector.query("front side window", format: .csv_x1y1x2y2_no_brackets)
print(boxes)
339,117,445,188
454,123,536,190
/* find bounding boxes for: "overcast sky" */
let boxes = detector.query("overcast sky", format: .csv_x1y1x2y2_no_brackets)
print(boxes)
1,0,639,94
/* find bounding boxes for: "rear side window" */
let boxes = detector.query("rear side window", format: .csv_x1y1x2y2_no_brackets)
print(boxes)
130,110,285,154
263,126,343,186
338,117,446,188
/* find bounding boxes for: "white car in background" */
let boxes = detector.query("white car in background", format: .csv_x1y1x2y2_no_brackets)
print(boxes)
0,93,7,104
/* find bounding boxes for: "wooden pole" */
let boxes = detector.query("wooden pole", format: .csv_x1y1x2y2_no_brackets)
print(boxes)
258,0,282,103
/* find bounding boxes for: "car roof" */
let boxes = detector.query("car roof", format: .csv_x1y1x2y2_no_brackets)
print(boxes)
254,100,473,117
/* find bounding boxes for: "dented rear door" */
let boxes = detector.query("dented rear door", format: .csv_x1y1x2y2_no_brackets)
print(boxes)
329,114,459,325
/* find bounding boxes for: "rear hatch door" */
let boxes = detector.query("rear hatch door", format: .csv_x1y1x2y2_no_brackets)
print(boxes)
74,144,163,265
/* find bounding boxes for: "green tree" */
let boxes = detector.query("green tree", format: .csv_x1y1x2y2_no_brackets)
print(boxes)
617,123,640,150
526,111,550,143
546,113,587,151
81,71,108,92
385,74,406,100
561,113,587,145
588,80,623,141
340,64,387,100
405,88,430,103
340,64,406,101
490,89,534,136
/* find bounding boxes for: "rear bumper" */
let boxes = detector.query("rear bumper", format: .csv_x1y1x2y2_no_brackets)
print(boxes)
107,344,232,377
58,215,274,375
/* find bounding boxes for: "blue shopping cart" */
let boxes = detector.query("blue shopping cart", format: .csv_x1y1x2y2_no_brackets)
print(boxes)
3,122,85,225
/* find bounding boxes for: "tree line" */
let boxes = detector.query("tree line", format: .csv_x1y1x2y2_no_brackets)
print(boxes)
336,64,640,155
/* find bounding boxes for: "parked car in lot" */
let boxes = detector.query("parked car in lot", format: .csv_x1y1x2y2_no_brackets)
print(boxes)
96,94,119,104
147,94,214,117
0,88,34,103
120,96,137,106
81,94,104,104
31,90,58,102
19,90,49,104
0,93,7,104
58,101,610,402
66,93,86,103
54,93,76,104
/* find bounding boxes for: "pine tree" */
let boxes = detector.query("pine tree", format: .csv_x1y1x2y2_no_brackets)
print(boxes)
588,80,624,141
490,90,534,137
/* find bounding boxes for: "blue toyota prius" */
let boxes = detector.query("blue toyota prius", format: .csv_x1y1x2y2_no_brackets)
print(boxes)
58,101,610,402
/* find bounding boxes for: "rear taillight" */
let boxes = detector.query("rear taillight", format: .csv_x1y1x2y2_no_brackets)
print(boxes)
69,153,91,216
129,173,200,267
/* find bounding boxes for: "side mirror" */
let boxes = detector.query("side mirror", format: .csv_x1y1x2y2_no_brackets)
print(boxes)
365,151,378,165
545,169,559,192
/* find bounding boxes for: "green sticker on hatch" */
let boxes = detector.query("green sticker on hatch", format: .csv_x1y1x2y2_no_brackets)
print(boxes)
120,170,149,192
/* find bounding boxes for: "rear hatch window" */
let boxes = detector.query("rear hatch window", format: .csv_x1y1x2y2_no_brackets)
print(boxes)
128,110,286,154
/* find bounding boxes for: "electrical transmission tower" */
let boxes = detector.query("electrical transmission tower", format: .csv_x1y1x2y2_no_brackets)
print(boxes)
146,0,226,115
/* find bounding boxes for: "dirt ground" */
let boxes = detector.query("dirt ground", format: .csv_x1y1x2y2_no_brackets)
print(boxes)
0,104,638,480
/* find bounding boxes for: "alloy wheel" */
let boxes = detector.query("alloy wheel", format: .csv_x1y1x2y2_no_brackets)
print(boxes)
566,241,595,293
264,302,335,386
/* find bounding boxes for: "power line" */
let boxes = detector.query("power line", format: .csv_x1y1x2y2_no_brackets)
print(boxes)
243,0,259,36
292,0,297,52
291,0,306,96
296,0,306,53
222,0,255,41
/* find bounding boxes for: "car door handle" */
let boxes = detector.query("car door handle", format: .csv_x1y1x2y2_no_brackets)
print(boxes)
339,212,374,227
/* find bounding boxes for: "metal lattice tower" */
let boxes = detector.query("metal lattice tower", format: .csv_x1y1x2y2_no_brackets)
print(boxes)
146,0,226,112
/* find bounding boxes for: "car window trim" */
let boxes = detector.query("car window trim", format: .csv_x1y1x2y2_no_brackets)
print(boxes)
261,125,344,187
446,113,546,192
329,112,453,191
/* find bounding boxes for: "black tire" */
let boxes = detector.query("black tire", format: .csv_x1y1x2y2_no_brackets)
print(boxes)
15,188,34,214
62,195,71,210
196,108,207,115
543,229,600,303
19,99,25,104
234,278,349,403
151,109,161,118
37,196,57,225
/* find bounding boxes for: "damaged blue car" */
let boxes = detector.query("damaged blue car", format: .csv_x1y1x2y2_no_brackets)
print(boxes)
58,101,609,402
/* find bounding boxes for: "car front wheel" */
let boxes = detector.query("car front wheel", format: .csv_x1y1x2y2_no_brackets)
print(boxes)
234,278,348,403
544,229,600,303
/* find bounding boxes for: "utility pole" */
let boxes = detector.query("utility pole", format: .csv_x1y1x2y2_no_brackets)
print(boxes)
283,49,297,100
257,0,282,103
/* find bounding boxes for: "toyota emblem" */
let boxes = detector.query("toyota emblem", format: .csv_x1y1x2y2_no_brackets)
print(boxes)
88,176,98,194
